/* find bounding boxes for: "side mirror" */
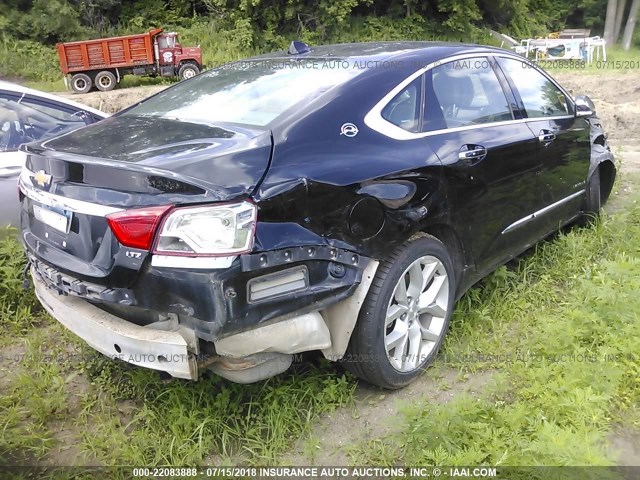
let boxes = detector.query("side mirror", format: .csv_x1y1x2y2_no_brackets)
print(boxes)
575,95,595,117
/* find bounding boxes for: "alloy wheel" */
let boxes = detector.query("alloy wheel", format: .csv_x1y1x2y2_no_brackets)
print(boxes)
384,255,450,372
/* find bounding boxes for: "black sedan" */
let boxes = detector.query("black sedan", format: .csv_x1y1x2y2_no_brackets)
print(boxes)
20,42,615,389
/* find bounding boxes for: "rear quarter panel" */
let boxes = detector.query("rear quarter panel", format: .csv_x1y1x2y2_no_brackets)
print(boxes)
254,63,453,260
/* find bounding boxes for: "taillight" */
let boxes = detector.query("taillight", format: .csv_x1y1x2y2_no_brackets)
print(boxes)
154,201,257,256
106,205,171,250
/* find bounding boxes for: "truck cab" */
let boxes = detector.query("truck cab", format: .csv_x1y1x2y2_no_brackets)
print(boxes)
155,32,202,80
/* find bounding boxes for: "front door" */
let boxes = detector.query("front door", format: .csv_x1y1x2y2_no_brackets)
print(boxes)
496,57,591,229
422,57,545,272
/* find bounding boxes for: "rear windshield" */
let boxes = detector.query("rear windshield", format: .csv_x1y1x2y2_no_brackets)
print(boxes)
123,59,362,127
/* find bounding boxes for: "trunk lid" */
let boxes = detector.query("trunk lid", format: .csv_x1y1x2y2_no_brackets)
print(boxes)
20,116,272,286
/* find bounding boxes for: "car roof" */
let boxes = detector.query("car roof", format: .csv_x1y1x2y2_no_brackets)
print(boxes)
0,80,108,118
251,41,505,63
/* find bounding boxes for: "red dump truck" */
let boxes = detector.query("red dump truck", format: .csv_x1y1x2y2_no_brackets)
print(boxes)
56,28,203,93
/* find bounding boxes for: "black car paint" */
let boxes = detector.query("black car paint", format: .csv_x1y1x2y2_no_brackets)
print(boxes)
37,116,272,199
21,42,615,342
496,59,593,231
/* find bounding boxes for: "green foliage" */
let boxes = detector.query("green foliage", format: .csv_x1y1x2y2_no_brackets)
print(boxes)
0,229,44,341
0,35,60,82
436,0,482,33
2,0,637,83
6,0,84,44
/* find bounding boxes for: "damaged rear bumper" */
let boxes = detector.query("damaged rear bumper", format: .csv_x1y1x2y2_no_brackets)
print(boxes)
32,259,380,383
33,269,199,380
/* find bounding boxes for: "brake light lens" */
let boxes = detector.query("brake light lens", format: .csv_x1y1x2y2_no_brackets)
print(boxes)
106,205,171,250
154,201,256,256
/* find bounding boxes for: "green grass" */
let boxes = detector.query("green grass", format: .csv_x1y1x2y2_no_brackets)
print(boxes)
1,189,639,468
0,327,71,465
24,74,175,94
1,329,355,466
0,228,47,345
0,227,355,467
348,203,640,467
75,355,354,465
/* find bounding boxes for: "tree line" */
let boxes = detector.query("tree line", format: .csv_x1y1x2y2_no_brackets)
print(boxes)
0,0,637,49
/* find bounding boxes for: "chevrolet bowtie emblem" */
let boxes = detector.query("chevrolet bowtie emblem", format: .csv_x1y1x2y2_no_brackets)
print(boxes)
33,170,52,189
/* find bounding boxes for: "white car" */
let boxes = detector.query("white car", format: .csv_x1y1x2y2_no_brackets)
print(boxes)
0,81,107,226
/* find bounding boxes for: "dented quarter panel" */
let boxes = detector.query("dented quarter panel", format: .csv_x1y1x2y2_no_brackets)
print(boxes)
254,59,452,260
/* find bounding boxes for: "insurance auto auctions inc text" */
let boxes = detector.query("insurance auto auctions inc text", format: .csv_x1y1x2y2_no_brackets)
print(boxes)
222,466,498,478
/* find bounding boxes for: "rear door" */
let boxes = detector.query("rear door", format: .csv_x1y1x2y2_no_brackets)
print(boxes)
496,57,590,228
422,56,545,271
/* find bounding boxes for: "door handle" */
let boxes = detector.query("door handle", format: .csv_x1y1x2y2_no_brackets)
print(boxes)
538,130,556,144
458,145,487,163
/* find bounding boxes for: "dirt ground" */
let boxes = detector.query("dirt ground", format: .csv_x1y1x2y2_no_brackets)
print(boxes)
554,71,640,175
58,85,167,114
52,70,640,466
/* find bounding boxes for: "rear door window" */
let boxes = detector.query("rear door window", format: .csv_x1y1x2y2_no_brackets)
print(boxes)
424,57,513,132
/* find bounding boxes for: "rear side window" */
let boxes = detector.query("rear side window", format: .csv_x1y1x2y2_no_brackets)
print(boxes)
381,77,422,133
497,57,570,118
424,58,513,132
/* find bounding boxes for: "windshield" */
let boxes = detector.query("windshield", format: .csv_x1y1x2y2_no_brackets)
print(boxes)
123,59,362,126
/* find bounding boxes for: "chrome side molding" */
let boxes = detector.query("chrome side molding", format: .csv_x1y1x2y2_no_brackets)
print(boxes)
502,190,585,234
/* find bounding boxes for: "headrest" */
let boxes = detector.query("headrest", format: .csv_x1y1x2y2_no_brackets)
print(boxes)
432,70,474,109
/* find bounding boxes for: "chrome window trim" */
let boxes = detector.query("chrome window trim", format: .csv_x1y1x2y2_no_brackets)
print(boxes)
19,168,123,217
501,189,585,234
364,52,576,141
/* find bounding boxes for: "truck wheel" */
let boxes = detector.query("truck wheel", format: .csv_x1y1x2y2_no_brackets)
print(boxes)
71,74,92,94
178,63,200,80
343,234,455,389
95,71,116,92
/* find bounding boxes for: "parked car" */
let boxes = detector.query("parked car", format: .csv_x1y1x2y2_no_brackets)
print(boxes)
20,42,615,389
0,81,107,226
57,28,203,93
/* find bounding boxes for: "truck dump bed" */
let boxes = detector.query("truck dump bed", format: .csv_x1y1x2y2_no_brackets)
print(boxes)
56,28,161,74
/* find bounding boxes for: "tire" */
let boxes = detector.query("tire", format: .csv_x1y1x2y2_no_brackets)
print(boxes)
178,63,200,80
95,71,116,92
579,167,602,226
71,73,92,94
343,234,455,389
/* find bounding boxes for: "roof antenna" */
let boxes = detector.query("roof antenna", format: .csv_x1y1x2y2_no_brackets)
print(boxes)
288,41,311,55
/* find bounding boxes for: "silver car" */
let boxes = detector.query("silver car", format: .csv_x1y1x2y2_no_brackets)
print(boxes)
0,81,107,226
